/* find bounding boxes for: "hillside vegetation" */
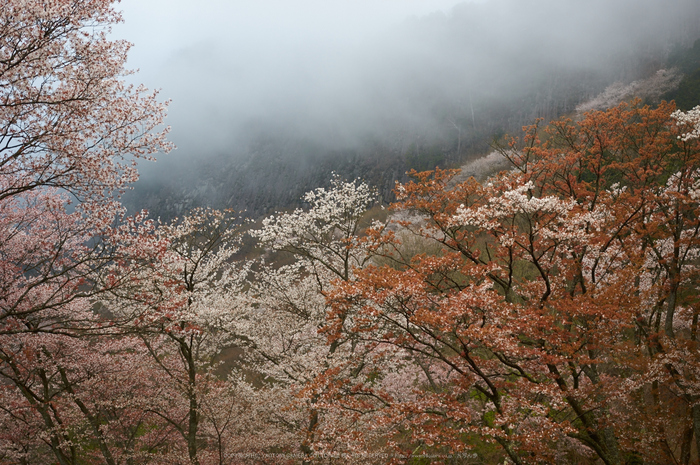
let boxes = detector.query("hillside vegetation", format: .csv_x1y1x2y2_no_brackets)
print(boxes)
3,1,700,464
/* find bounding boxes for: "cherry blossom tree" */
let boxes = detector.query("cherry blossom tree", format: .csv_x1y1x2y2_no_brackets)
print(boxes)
0,0,171,334
318,101,700,464
0,330,181,465
240,175,390,462
673,104,700,142
105,208,249,465
1,1,173,462
0,0,171,205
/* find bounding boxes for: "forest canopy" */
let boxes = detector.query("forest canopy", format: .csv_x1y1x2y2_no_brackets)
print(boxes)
1,1,700,464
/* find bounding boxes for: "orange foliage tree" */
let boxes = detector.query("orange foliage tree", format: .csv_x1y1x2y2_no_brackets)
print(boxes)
316,101,700,464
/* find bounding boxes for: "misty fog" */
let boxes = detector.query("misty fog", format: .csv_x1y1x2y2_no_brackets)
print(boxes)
113,0,700,217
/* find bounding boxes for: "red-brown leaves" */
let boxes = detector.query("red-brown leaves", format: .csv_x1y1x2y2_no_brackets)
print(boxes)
318,101,700,463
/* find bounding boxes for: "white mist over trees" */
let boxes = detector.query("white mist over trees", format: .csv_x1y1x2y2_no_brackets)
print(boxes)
118,0,700,220
119,0,699,152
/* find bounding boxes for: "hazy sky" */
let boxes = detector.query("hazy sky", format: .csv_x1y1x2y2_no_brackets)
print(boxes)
116,1,473,59
114,0,478,88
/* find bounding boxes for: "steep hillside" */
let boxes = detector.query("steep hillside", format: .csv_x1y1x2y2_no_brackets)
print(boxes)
124,0,700,221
